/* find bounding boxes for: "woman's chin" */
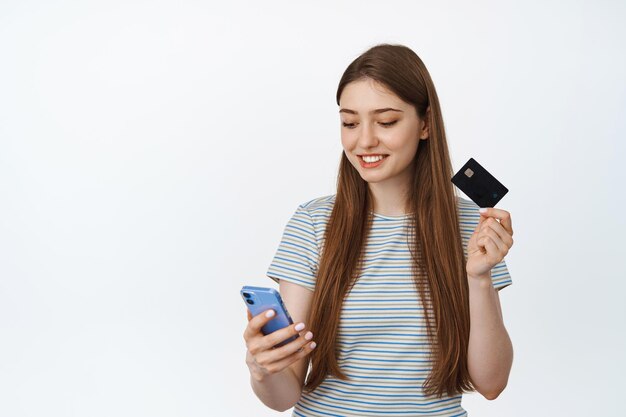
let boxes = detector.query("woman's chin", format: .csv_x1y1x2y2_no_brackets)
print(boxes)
360,173,389,184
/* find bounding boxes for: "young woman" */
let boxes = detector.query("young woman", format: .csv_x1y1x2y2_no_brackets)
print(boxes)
243,43,514,416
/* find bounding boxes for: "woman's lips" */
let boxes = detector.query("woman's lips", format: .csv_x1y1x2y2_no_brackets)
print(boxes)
358,155,388,168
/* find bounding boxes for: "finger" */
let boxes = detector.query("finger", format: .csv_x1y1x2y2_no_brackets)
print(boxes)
259,338,317,374
477,210,487,227
271,340,317,371
479,235,503,263
476,235,487,253
260,322,307,351
243,309,277,341
479,207,513,237
480,218,513,248
247,310,252,321
260,331,315,363
473,213,487,241
479,226,507,254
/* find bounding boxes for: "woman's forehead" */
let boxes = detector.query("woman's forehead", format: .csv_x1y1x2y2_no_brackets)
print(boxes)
339,79,407,112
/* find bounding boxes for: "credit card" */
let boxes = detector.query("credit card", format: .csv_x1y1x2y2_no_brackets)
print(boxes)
451,158,508,208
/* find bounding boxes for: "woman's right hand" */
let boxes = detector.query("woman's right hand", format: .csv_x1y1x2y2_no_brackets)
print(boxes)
243,309,317,382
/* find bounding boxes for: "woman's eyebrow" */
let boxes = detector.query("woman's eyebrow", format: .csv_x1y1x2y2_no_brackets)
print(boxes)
339,107,404,115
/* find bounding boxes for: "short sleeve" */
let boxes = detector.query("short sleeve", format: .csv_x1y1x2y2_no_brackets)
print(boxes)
266,205,320,291
491,258,512,291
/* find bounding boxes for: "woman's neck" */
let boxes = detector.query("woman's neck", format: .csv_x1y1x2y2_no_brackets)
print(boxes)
368,178,411,216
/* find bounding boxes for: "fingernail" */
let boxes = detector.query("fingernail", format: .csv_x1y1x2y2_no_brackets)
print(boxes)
265,310,275,318
310,342,317,349
295,323,305,331
479,208,487,213
305,331,313,340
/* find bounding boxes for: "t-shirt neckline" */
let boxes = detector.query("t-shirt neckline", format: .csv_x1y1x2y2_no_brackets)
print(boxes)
370,211,414,220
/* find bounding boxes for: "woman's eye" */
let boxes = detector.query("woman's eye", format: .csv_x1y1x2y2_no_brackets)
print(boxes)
342,121,397,128
380,121,398,127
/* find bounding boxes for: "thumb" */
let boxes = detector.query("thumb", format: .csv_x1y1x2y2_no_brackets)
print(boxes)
477,210,488,227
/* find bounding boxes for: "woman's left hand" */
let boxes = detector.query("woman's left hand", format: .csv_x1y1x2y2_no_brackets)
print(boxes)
466,207,514,279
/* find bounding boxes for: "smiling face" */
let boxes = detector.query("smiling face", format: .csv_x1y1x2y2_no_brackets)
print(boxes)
339,78,429,191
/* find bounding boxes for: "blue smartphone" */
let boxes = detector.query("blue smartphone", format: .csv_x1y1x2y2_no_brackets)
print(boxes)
241,285,298,348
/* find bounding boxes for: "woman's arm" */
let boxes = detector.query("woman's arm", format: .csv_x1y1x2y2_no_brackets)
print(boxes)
466,276,513,400
249,362,304,412
465,207,515,400
246,280,315,411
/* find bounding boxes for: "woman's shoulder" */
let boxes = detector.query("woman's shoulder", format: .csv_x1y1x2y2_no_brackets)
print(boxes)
455,195,480,213
289,194,336,233
455,195,484,239
298,193,336,215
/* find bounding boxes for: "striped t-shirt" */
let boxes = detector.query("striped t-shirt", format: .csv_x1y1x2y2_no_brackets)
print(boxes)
266,194,512,417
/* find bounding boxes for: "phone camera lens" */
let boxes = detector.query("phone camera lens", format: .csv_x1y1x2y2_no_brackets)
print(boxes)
246,299,254,305
243,292,251,298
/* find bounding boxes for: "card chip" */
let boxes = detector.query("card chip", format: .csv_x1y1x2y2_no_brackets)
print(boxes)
464,168,474,178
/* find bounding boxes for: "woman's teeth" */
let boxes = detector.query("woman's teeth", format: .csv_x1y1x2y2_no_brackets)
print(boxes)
362,155,386,163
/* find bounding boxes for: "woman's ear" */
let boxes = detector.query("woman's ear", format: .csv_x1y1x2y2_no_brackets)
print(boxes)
419,106,431,140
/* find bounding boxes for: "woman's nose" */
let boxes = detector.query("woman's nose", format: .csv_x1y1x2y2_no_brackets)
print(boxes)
358,122,379,148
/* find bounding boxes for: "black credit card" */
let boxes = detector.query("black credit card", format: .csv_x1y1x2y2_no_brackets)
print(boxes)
451,158,508,208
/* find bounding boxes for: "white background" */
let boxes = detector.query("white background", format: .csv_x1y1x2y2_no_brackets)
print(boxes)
1,1,624,416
